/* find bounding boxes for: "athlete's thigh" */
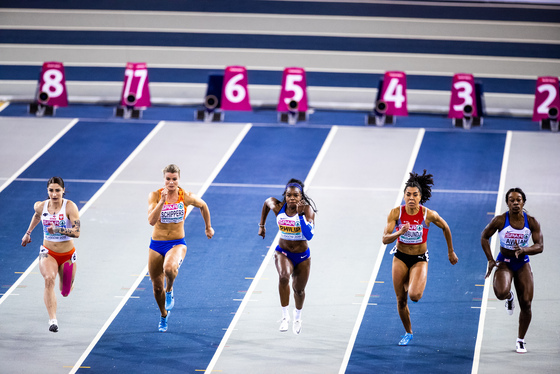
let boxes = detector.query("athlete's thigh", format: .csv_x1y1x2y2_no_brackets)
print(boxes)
392,256,409,295
292,259,311,289
513,263,534,302
39,254,59,279
163,244,187,269
148,249,165,281
408,261,428,295
493,263,514,293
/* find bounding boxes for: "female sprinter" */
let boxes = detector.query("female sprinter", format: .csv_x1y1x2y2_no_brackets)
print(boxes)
481,187,543,353
258,178,316,335
382,170,458,346
21,176,80,333
148,164,214,332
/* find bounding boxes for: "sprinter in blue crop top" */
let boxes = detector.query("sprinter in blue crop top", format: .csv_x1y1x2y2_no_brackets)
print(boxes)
481,187,543,353
258,178,316,335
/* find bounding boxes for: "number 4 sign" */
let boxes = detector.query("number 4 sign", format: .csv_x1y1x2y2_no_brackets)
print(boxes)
37,61,68,107
221,66,252,111
532,76,560,122
120,62,151,108
380,71,408,116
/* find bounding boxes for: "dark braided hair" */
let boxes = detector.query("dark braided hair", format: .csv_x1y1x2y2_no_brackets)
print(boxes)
404,170,434,205
505,187,526,204
281,178,317,213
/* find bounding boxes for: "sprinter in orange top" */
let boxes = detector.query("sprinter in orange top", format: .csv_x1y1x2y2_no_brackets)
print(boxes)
21,176,81,333
148,164,214,332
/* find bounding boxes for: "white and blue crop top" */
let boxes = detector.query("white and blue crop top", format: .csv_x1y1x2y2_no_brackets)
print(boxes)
499,212,531,251
276,204,314,241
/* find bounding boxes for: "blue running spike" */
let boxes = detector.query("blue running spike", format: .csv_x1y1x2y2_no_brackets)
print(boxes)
398,333,413,346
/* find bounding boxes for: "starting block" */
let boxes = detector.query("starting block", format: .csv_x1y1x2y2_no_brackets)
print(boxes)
115,62,150,119
195,74,224,122
366,71,407,126
277,67,309,125
220,66,252,112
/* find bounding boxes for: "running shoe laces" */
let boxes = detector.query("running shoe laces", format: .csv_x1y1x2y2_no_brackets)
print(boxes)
505,293,515,315
279,317,289,332
516,340,527,353
165,290,174,311
158,312,170,332
398,333,413,346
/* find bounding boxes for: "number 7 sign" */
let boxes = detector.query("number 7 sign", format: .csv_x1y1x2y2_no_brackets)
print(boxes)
120,63,151,108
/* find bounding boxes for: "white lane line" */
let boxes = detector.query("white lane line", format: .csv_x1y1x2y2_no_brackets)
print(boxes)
339,128,425,374
0,118,78,195
204,125,339,374
471,130,512,374
0,118,79,306
69,122,252,374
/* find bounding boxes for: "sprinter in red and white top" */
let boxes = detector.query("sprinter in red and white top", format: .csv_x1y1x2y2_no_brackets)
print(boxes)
21,176,80,333
148,164,214,332
382,170,458,346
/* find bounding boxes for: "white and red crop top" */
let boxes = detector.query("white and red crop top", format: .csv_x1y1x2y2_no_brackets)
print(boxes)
396,205,429,245
499,212,531,251
42,199,72,242
159,187,187,224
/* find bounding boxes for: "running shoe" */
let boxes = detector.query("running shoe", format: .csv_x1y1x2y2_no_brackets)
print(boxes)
516,340,527,354
292,313,302,335
165,290,174,311
279,318,289,332
49,319,58,333
398,333,413,346
158,312,170,332
505,291,515,315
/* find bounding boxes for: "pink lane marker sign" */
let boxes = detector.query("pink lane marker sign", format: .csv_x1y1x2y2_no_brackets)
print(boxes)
37,62,68,107
380,71,408,116
532,76,560,122
277,67,308,112
448,73,478,118
221,66,251,111
120,62,151,108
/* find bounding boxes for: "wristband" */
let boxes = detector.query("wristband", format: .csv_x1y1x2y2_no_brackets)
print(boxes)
26,231,31,235
258,224,265,227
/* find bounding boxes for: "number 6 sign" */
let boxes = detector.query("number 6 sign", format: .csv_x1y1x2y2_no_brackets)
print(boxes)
277,67,308,112
221,66,252,111
37,62,68,107
532,76,560,122
380,71,408,116
120,62,151,108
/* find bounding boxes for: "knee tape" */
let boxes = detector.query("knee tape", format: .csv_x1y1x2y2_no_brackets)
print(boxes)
61,262,73,297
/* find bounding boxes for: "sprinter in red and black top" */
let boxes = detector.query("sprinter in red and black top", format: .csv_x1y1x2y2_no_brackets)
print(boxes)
382,170,458,346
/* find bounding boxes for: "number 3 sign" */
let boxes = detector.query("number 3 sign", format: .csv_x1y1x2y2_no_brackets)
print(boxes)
120,62,151,108
448,73,478,118
221,66,252,111
532,76,560,122
37,62,68,107
380,71,408,116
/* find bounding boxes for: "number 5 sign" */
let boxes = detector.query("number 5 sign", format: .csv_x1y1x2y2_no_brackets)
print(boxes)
221,66,252,111
120,62,151,108
37,62,68,107
532,76,560,122
448,73,478,118
277,67,308,112
380,71,408,116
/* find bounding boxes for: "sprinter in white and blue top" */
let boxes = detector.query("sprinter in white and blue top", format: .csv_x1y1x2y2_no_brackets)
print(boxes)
258,178,316,335
481,187,543,354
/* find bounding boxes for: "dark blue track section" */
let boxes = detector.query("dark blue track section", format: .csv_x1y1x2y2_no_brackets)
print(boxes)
1,30,557,59
4,0,560,22
0,66,535,94
78,126,330,373
0,121,157,291
346,131,505,374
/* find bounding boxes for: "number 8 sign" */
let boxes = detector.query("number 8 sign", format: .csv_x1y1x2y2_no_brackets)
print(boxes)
532,76,560,122
38,62,68,107
221,66,252,111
